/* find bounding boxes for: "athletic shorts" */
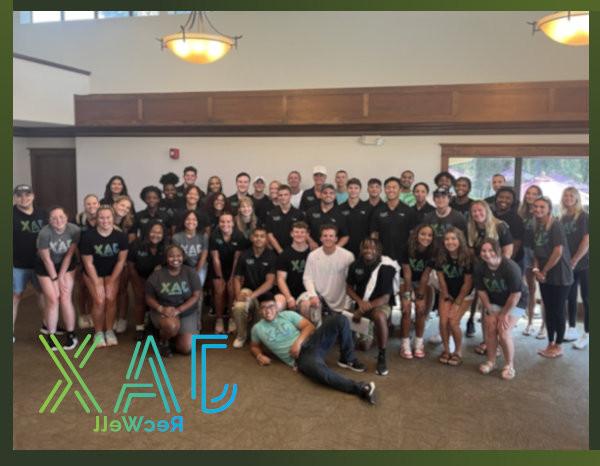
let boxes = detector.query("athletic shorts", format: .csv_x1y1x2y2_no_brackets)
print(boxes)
34,258,77,277
488,304,526,320
13,267,40,294
150,308,199,334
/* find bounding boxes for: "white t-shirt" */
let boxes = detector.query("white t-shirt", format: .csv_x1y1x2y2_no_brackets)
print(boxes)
303,246,355,312
290,190,303,209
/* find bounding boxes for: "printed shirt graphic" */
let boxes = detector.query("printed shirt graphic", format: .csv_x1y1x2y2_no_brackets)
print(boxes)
561,212,589,272
403,248,435,283
235,248,277,291
209,228,247,277
131,208,171,240
79,228,129,277
172,231,209,267
527,220,573,286
276,246,310,297
347,258,396,304
266,206,305,250
436,256,472,299
13,205,47,268
305,205,349,245
251,311,303,367
423,210,468,244
369,201,417,262
474,258,528,309
127,240,165,279
36,223,81,264
145,265,202,317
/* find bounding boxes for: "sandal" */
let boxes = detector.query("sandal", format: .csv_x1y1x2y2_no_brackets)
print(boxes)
448,353,463,366
474,342,487,355
413,346,426,359
501,365,516,380
538,346,554,358
438,351,450,364
479,360,497,375
523,324,534,336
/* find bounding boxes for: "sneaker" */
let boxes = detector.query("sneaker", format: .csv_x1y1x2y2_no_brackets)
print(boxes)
466,320,476,338
359,381,377,405
375,353,389,376
564,326,579,342
94,332,106,348
523,323,534,336
400,338,413,359
227,319,237,334
40,325,65,336
233,337,246,349
78,315,93,330
158,340,173,358
104,330,118,346
214,318,225,334
114,318,128,334
535,327,547,340
428,333,442,345
46,334,60,352
337,359,367,373
62,332,79,351
574,333,589,350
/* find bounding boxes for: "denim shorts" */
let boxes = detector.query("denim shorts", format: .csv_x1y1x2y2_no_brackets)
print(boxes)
13,267,40,294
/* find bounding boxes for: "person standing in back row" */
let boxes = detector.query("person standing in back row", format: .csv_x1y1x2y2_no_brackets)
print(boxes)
399,170,416,207
423,188,467,245
305,184,349,250
339,178,373,257
300,166,328,212
228,172,252,216
267,184,305,254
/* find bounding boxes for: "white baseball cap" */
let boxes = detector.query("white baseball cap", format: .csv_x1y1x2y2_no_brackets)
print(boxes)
313,165,327,176
253,176,266,184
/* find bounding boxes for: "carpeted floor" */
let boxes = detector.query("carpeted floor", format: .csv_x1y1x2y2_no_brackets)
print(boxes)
13,292,589,450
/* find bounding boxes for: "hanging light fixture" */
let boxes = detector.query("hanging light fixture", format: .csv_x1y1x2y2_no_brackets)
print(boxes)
530,11,589,46
159,11,242,64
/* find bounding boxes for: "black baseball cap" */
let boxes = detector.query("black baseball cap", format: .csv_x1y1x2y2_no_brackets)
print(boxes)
433,187,451,197
13,184,33,195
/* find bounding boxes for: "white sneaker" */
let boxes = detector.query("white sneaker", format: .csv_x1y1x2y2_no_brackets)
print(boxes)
227,319,237,334
428,333,442,345
215,318,224,334
114,318,128,334
233,337,245,349
78,314,93,329
573,333,589,350
564,326,579,342
94,332,106,348
535,327,547,340
104,330,119,346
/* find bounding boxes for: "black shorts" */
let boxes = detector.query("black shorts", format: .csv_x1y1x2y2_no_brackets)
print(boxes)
35,257,77,277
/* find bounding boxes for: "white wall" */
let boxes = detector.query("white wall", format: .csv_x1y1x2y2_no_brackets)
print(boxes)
74,134,588,209
13,11,588,94
13,57,90,125
13,137,76,187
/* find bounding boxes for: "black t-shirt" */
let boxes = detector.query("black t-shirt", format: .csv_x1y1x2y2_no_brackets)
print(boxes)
423,209,468,244
171,207,211,234
131,208,171,240
486,194,520,213
235,248,277,291
436,256,473,299
79,228,129,277
158,197,185,222
266,206,306,251
471,222,513,257
412,202,435,225
525,220,573,286
305,205,349,245
339,200,373,257
252,196,275,226
145,265,202,318
561,212,589,272
13,206,47,269
227,193,249,217
209,228,246,278
176,185,206,204
276,246,310,298
402,247,435,283
369,201,417,262
474,258,528,309
127,240,165,279
299,187,320,212
494,209,524,261
450,198,473,219
347,258,396,305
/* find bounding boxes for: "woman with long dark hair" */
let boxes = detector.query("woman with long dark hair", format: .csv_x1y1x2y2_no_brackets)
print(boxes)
435,227,474,366
529,197,573,358
204,192,231,230
100,175,131,208
206,175,224,196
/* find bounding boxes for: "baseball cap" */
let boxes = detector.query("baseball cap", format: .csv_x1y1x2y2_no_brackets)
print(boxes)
313,165,328,176
253,176,265,184
13,184,33,195
433,187,451,197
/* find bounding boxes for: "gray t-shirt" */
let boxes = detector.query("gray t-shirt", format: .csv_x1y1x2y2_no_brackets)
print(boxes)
145,265,202,318
526,220,574,287
36,223,81,264
172,231,209,268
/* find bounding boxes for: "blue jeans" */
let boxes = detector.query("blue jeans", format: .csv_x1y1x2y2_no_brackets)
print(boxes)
297,313,362,395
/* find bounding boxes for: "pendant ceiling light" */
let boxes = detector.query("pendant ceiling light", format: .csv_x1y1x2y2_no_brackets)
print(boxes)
160,11,242,64
530,11,589,46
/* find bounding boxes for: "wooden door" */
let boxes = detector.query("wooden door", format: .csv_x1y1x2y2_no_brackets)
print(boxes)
30,148,77,220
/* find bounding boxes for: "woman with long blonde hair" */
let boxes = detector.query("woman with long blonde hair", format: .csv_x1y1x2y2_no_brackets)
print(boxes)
560,187,589,349
235,197,258,240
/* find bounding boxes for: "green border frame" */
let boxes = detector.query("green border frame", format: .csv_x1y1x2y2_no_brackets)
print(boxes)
5,0,597,463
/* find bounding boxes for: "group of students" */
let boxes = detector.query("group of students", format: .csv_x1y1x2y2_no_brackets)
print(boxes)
12,164,589,405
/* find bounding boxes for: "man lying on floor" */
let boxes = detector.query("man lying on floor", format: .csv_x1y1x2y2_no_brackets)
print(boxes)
249,292,377,404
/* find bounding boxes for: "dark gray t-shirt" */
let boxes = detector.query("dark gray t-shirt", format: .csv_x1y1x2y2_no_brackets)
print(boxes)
36,223,81,264
474,258,528,309
423,209,468,244
561,212,589,272
526,220,574,286
172,231,209,268
145,265,202,318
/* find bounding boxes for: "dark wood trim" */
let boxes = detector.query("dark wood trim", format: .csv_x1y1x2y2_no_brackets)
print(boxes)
13,53,91,76
440,143,589,171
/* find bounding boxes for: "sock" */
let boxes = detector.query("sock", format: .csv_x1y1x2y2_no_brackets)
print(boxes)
378,348,386,358
135,324,145,331
415,337,424,347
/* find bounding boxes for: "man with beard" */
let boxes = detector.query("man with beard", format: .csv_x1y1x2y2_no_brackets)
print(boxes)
305,184,349,249
399,170,416,207
451,177,474,218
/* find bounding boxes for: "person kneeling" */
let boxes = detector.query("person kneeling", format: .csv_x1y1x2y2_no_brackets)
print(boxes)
250,293,377,404
145,244,202,358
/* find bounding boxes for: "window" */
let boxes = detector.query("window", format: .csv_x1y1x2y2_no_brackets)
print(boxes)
97,11,129,19
132,11,159,16
18,11,31,24
168,11,192,15
442,144,589,213
64,11,95,21
31,11,61,23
